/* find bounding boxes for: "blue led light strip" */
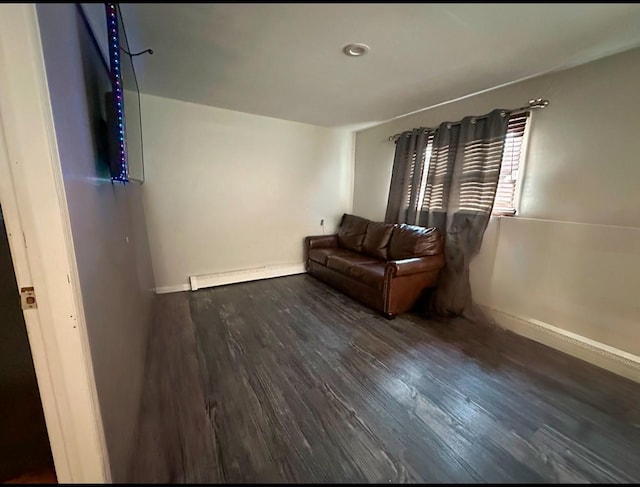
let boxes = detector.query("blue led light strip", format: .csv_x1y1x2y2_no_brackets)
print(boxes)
106,3,128,182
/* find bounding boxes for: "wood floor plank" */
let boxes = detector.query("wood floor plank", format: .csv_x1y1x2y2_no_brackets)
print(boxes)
129,293,222,483
129,275,640,483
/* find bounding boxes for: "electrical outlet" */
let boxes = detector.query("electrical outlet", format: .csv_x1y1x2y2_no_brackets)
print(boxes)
320,219,324,226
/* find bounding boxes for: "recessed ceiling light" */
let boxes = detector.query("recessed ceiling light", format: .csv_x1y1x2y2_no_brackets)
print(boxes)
343,43,369,57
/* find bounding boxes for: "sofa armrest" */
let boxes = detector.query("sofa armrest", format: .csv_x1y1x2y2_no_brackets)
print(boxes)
387,254,445,277
305,234,338,250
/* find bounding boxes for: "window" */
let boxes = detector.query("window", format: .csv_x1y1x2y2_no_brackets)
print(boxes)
402,132,435,217
416,134,434,211
493,112,530,215
402,112,529,218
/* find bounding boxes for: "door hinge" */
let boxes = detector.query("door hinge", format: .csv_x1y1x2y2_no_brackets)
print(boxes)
20,286,37,310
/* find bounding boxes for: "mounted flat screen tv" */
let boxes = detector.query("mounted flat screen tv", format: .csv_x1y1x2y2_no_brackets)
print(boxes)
105,3,144,182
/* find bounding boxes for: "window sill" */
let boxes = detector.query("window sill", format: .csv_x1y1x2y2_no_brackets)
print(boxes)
491,210,516,217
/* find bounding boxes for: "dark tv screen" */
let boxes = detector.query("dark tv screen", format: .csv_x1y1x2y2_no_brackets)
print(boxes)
105,3,144,182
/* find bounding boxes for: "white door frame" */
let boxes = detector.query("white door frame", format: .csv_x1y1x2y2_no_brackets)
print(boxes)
0,4,110,483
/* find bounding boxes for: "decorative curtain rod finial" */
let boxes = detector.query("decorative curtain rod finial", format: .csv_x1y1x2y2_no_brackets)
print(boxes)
528,98,549,109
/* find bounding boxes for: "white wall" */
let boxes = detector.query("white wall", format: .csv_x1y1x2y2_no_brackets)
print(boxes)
490,218,640,353
354,47,640,358
36,4,155,481
79,3,108,63
141,94,354,291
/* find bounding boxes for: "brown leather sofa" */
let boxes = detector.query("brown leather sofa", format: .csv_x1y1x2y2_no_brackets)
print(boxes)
305,214,445,318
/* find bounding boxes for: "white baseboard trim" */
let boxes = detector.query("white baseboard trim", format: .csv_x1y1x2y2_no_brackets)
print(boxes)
189,263,306,291
155,284,191,295
482,306,640,383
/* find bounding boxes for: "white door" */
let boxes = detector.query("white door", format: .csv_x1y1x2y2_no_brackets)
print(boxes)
0,4,109,483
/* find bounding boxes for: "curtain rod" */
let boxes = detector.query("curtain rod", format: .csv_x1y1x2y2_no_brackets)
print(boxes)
387,98,549,142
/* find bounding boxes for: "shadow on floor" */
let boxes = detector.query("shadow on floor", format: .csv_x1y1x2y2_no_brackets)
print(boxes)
128,274,640,483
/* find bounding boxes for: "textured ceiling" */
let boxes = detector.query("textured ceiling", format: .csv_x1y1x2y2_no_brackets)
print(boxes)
118,3,640,127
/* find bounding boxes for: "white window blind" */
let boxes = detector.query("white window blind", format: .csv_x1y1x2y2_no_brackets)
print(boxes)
403,133,434,212
403,150,419,209
403,113,529,217
416,135,434,210
492,112,530,216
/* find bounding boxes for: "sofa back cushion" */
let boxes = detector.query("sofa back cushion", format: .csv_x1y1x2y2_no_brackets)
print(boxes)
388,224,443,260
362,222,395,260
337,214,369,252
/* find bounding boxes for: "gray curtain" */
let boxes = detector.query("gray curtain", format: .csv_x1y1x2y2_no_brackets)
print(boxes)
425,109,510,317
386,109,510,318
384,127,431,225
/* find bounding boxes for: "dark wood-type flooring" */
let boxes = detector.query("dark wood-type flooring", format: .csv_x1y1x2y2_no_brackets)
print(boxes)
130,275,640,483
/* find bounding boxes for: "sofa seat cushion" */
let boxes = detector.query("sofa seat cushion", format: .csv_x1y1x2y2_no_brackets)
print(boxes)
308,248,353,266
326,252,379,275
349,263,387,290
389,224,443,260
362,221,395,260
337,214,370,253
